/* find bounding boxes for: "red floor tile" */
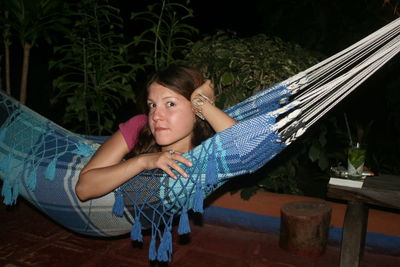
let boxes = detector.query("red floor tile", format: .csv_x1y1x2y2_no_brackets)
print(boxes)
1,199,400,267
0,231,44,259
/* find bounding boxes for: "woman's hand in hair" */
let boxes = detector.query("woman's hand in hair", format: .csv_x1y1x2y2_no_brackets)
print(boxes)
191,80,237,133
191,80,215,102
137,151,192,179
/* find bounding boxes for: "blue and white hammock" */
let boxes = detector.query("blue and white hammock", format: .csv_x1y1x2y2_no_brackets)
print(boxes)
1,18,400,262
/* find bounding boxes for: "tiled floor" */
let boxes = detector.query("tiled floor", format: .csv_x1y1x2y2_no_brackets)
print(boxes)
1,199,399,267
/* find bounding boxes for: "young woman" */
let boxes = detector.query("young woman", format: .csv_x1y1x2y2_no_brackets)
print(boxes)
75,65,236,201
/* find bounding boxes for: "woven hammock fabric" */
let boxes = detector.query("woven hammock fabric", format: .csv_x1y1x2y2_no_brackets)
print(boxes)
1,17,400,262
0,93,135,236
0,81,288,237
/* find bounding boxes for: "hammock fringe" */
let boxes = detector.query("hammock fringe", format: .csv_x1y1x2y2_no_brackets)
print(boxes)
149,235,157,261
112,189,125,217
26,172,37,191
193,183,204,213
130,217,143,242
157,228,173,262
178,209,191,235
1,178,12,205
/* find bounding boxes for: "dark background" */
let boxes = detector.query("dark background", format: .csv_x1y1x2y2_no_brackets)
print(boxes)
24,0,399,111
9,0,400,151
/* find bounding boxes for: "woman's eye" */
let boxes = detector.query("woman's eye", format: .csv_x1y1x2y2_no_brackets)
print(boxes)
148,103,156,108
167,101,175,107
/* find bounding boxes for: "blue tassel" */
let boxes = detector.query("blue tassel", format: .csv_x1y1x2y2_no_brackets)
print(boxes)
157,236,167,261
74,142,94,157
157,240,168,262
1,178,12,205
130,217,143,242
149,235,157,261
206,153,217,186
112,190,124,216
0,155,11,172
45,157,57,180
11,180,19,204
165,229,173,259
157,228,172,262
193,183,204,213
178,209,191,235
0,176,19,205
26,172,37,191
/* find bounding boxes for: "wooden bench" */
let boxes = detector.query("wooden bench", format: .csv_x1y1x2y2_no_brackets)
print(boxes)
327,174,400,267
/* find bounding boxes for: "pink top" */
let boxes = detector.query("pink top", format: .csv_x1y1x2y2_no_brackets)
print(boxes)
118,114,148,150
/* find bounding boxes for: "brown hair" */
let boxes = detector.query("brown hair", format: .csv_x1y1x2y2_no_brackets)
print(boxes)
129,65,214,157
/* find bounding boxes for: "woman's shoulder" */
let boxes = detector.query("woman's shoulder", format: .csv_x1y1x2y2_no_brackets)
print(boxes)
120,114,148,128
119,114,148,150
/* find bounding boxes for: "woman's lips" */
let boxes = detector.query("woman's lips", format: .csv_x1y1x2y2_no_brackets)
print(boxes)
155,127,168,132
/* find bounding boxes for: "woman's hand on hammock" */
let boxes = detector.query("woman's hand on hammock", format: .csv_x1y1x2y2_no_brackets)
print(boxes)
137,151,192,179
76,131,193,201
191,80,237,133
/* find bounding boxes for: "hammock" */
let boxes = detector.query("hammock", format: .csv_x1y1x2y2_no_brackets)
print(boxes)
1,17,399,262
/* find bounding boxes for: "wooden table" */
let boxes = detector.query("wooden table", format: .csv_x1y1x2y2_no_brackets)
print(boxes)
327,174,400,267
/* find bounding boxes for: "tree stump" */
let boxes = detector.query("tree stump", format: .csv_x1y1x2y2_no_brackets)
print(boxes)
279,201,332,257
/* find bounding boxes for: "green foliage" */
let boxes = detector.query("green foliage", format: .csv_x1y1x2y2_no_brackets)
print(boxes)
50,0,141,135
50,0,197,135
130,0,198,71
183,32,346,195
3,0,67,46
182,32,322,109
0,7,12,94
0,9,12,47
383,0,400,17
1,0,68,103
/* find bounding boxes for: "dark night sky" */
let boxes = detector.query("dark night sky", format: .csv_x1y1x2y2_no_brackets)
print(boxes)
188,0,396,55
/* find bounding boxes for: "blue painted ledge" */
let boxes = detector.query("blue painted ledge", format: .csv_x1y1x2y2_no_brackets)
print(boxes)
203,206,400,255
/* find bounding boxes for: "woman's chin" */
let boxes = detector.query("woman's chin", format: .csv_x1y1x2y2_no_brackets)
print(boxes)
155,138,174,147
155,135,193,151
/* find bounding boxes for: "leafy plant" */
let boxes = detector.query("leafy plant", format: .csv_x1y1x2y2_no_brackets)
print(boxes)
182,32,343,195
1,0,67,103
50,0,141,135
130,0,198,71
0,9,12,95
182,32,322,109
383,0,400,17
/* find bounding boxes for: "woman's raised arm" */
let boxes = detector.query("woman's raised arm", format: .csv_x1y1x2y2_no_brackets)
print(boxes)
191,80,237,133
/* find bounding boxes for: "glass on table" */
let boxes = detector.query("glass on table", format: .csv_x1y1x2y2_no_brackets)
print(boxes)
347,143,366,179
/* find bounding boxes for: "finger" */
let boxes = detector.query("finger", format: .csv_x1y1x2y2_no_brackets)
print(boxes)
171,153,193,167
169,160,189,178
160,165,177,179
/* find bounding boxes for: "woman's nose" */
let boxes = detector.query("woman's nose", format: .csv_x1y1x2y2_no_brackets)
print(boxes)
152,107,164,121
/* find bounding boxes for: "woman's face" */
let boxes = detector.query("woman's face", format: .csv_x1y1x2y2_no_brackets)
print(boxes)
147,82,196,152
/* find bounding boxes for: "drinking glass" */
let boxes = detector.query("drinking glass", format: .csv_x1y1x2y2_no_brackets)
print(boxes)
347,143,366,179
